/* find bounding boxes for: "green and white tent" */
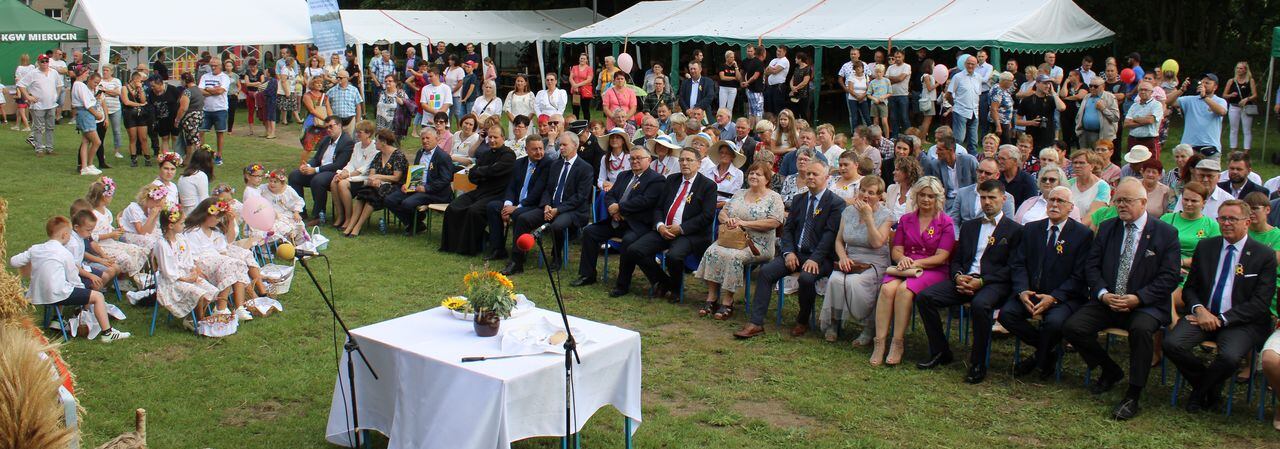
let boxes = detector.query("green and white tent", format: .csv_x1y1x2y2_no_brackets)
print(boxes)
0,0,86,84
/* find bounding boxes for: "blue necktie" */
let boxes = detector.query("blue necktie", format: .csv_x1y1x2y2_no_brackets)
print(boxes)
799,195,817,250
1209,245,1236,315
518,162,534,203
554,161,570,204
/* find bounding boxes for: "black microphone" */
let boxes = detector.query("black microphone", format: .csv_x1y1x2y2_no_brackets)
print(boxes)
531,222,551,238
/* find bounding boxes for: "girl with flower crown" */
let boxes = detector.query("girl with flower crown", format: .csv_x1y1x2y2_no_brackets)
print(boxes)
118,183,169,249
154,204,223,326
151,151,183,205
84,177,150,285
260,169,306,242
182,197,257,322
242,163,267,202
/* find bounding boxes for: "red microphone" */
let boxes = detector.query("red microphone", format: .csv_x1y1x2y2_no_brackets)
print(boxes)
516,233,536,252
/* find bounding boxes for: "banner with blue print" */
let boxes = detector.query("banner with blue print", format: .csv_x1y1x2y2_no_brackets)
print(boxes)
308,0,346,57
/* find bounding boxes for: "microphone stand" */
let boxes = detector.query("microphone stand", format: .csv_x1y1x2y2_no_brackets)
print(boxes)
296,254,378,448
532,231,581,447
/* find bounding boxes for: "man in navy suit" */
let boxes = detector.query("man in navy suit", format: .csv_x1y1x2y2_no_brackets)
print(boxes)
483,137,550,261
1063,177,1182,421
679,61,718,113
613,147,717,299
572,145,665,287
998,186,1094,380
735,158,846,339
502,133,593,275
386,127,455,235
1165,200,1276,412
1219,151,1269,199
288,115,354,225
915,180,1023,383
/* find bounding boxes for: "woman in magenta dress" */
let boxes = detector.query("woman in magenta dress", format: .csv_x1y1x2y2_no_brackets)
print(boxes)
871,176,955,366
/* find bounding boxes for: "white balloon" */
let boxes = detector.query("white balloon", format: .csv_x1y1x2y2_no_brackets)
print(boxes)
617,53,634,75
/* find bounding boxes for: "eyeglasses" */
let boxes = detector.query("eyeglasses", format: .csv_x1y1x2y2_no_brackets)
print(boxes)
1039,177,1059,184
1046,197,1071,204
1217,216,1245,224
1113,197,1143,205
547,121,561,126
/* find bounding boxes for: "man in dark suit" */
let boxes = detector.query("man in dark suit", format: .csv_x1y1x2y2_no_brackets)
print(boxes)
1219,151,1269,199
946,158,1014,233
915,180,1023,383
483,137,550,261
734,158,846,339
996,144,1039,208
502,133,593,275
386,127,455,235
571,145,665,287
730,118,758,174
288,115,354,225
998,186,1094,380
1063,177,1182,421
678,61,718,113
612,147,717,299
1164,200,1277,412
922,135,977,201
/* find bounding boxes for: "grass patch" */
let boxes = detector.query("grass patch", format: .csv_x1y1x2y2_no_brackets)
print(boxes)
3,117,1280,448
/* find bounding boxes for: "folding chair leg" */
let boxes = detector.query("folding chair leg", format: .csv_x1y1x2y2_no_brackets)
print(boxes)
775,279,785,326
150,301,159,336
52,306,69,342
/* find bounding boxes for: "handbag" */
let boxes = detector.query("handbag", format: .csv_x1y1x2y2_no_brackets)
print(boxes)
1236,82,1259,116
885,266,923,278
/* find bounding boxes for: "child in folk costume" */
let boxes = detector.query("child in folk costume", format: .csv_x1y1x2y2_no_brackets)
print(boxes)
242,163,266,202
84,177,150,285
182,198,257,322
260,169,306,243
118,183,169,249
151,151,182,206
153,203,222,327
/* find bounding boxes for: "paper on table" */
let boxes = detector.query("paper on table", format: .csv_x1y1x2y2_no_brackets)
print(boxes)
500,315,590,356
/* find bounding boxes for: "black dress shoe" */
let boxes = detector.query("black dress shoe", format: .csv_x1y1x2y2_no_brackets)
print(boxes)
1089,368,1124,395
608,287,629,298
500,262,524,276
964,365,988,384
1037,366,1057,382
1014,356,1039,377
1111,397,1141,421
916,351,954,370
1185,391,1205,413
483,250,508,261
650,283,670,300
1202,390,1224,410
569,276,596,287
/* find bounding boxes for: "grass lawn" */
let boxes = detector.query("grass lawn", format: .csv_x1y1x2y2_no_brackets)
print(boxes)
5,115,1280,448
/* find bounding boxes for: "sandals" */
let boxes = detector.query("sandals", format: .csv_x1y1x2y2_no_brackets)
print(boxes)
713,303,734,320
698,301,716,317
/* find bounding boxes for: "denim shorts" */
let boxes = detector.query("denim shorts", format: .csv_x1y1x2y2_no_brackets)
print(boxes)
201,109,229,132
75,108,97,132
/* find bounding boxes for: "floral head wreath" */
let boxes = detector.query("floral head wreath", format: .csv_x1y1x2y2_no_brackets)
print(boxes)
244,163,266,176
99,176,116,197
206,200,232,216
147,185,169,201
212,184,236,197
267,169,288,182
164,203,182,224
158,151,183,166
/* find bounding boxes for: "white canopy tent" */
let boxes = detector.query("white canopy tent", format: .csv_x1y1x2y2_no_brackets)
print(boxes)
342,8,603,84
68,0,314,73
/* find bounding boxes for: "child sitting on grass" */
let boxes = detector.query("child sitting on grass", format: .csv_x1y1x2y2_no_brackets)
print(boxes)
9,216,131,342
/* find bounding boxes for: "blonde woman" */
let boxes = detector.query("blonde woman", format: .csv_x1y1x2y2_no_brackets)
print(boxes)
1222,61,1257,151
872,176,954,366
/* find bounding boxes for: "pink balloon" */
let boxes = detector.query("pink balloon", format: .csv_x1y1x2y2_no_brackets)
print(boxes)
617,53,634,75
932,64,949,85
1119,68,1136,84
241,195,276,232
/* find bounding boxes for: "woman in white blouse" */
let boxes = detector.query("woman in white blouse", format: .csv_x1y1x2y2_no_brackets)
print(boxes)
450,113,482,165
647,134,680,177
699,141,745,205
534,72,567,119
505,115,532,158
1013,165,1080,224
884,151,921,220
598,128,631,190
827,150,864,204
470,80,503,119
504,74,536,136
330,120,380,229
177,148,215,215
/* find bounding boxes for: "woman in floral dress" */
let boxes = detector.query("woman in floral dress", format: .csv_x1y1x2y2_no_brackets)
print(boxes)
693,162,784,319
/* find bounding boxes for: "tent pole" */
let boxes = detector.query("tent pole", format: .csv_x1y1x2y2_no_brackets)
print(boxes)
635,46,642,81
812,46,822,121
481,44,491,79
557,42,564,78
989,48,1001,72
588,44,595,68
98,43,111,74
536,40,547,89
356,45,365,97
671,44,680,85
1265,56,1274,163
612,42,620,59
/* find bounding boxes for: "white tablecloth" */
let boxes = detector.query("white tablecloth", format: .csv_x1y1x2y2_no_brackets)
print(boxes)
324,307,642,449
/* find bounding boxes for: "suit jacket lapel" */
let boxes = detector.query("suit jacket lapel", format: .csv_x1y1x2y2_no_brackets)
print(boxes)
1126,222,1157,285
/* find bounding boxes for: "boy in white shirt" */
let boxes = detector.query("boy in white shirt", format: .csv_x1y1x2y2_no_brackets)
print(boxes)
69,207,120,290
10,216,131,342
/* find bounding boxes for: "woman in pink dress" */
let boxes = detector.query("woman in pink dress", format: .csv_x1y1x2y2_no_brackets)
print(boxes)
872,176,955,366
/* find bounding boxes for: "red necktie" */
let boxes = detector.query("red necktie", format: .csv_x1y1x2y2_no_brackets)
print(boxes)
666,180,690,226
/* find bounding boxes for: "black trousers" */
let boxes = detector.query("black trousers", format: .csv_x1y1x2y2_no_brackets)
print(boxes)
764,84,786,116
385,189,451,229
287,169,336,218
917,280,1010,366
1163,320,1265,395
1063,302,1162,390
577,221,642,280
616,231,708,292
998,297,1076,372
510,208,575,265
484,203,533,255
747,255,829,327
439,191,498,255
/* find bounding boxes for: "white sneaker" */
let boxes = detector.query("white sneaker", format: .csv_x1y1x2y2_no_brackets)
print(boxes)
114,151,124,159
213,308,232,316
126,289,153,305
182,317,196,331
235,306,254,321
99,328,131,343
82,165,102,175
79,167,94,175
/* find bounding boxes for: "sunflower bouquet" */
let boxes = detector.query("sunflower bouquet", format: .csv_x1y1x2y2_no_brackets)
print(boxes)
463,270,516,318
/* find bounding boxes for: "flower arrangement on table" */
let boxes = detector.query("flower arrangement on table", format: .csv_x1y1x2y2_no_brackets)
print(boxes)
457,269,517,336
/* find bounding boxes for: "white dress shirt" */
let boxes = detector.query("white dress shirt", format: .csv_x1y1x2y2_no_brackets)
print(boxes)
661,175,697,228
1097,212,1148,299
1194,236,1249,323
10,240,83,304
969,213,1001,275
